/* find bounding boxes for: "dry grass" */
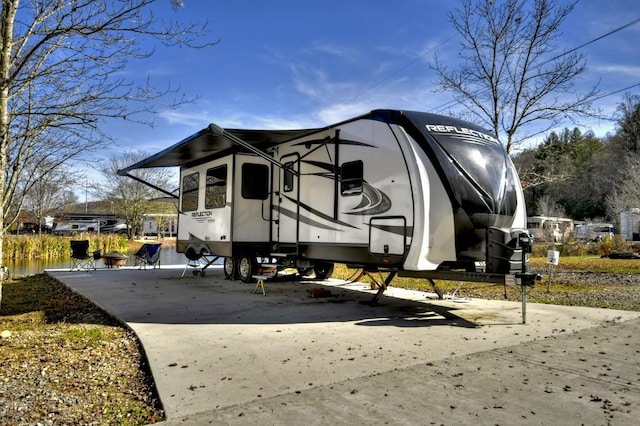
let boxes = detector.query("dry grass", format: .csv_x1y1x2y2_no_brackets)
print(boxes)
0,274,164,425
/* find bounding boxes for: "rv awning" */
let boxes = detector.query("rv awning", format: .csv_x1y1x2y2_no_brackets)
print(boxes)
117,124,320,174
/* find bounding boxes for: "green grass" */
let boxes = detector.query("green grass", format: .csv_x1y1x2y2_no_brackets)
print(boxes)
530,255,640,273
61,327,104,347
332,257,640,312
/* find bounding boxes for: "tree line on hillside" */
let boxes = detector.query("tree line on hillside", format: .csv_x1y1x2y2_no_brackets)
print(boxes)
513,93,640,230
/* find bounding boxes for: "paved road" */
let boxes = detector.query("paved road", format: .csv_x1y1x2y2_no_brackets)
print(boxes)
48,266,640,425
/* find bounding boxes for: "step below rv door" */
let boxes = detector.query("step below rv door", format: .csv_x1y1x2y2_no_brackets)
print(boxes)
369,216,407,256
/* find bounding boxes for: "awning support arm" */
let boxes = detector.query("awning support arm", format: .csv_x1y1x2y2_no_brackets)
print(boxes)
208,124,299,176
119,171,178,199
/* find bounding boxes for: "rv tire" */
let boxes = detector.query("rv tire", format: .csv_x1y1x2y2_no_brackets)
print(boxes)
297,267,314,277
237,255,256,283
313,262,334,280
223,257,236,280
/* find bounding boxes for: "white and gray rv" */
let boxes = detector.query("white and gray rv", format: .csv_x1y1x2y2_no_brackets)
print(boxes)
119,110,534,291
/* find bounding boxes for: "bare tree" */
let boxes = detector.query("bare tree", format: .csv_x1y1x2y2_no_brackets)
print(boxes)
614,93,640,153
431,0,600,153
535,194,565,217
606,156,640,223
0,0,213,274
605,94,640,223
95,151,176,239
22,162,82,234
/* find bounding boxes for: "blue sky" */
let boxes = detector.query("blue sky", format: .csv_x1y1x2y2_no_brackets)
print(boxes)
107,0,640,158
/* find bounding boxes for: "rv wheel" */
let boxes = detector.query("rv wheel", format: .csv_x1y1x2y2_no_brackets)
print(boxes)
237,255,256,283
313,262,334,280
223,257,236,280
297,267,314,277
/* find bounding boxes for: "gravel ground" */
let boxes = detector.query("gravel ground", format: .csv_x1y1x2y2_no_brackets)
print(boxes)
0,275,164,425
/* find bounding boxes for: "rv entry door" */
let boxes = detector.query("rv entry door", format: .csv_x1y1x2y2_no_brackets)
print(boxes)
272,155,300,254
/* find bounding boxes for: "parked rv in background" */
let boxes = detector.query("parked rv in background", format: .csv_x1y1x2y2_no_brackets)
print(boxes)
52,214,128,235
142,214,177,236
527,216,574,242
575,223,614,242
620,209,640,241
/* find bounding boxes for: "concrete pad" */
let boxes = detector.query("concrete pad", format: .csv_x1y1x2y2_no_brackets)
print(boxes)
47,266,640,425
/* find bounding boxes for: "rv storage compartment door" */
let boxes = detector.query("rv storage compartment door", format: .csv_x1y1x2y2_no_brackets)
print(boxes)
369,217,406,256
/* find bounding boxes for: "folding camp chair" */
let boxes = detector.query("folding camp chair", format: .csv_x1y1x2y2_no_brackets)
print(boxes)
134,243,162,269
70,240,101,271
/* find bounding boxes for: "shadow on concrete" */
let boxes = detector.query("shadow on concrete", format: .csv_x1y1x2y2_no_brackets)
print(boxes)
47,267,480,329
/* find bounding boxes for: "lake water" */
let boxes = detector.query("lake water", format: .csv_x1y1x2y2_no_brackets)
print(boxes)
4,245,203,276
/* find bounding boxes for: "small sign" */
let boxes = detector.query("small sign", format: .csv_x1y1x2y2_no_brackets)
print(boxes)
547,250,560,266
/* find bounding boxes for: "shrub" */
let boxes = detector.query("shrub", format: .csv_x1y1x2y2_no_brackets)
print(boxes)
530,235,631,258
599,234,631,255
2,234,128,260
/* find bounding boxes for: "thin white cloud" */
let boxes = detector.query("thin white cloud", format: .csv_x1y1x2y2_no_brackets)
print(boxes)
314,102,373,124
309,41,360,61
157,109,212,127
592,64,640,77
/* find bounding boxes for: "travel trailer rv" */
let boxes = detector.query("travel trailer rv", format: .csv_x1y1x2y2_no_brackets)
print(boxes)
119,110,535,293
527,216,574,242
575,222,614,242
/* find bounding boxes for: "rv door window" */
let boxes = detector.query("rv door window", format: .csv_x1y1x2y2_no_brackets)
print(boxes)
242,163,269,200
205,165,227,209
181,172,199,212
340,160,363,196
283,161,295,193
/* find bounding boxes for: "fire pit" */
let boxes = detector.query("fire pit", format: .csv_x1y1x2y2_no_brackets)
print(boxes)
102,251,129,268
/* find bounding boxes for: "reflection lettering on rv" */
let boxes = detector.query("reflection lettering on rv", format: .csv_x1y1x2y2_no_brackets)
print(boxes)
425,125,498,144
190,211,215,224
191,211,213,217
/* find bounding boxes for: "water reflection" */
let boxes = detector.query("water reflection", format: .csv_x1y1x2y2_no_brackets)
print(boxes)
4,245,198,276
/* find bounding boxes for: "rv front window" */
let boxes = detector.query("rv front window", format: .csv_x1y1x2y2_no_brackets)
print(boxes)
181,172,199,212
340,160,363,196
205,165,227,209
242,163,269,200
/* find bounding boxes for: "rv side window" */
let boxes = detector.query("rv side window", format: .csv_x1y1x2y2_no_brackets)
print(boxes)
341,160,363,196
181,172,199,212
205,165,227,209
283,162,295,193
242,163,269,200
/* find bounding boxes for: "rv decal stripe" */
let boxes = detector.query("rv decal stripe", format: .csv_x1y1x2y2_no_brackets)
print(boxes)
291,138,376,149
276,205,345,231
346,182,392,215
370,223,413,237
281,195,359,229
302,160,336,173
